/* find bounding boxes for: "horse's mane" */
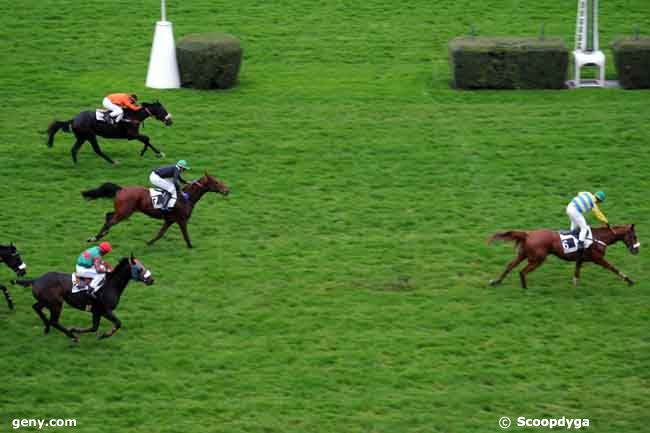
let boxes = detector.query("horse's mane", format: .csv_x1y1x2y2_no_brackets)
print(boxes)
0,245,15,255
104,257,131,283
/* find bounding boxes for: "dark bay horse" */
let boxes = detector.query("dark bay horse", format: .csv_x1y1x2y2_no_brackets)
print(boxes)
12,255,154,342
0,244,27,310
489,224,640,289
83,172,230,248
46,101,172,164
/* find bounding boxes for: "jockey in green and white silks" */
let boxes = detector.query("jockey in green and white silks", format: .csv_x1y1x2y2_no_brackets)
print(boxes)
75,242,113,294
566,191,609,250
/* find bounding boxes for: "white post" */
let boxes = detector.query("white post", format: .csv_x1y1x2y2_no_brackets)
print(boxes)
145,0,180,89
571,0,606,87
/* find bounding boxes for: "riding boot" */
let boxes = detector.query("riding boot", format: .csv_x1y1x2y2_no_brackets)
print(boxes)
576,241,585,265
160,192,171,211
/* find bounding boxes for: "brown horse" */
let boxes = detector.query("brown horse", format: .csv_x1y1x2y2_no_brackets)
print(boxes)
488,224,640,289
12,255,154,342
83,172,230,248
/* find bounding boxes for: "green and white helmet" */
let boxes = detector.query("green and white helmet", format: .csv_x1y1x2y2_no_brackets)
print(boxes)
176,159,190,170
594,191,606,202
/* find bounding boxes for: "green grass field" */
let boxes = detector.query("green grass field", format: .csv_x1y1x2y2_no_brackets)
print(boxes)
1,1,649,432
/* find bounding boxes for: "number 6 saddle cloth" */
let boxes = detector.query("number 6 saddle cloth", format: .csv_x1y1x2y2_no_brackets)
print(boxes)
559,227,593,254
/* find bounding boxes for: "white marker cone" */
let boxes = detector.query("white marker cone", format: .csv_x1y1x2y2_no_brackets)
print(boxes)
146,21,180,89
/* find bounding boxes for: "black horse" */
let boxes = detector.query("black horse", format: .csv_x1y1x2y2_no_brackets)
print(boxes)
0,243,27,310
13,255,154,342
46,101,173,164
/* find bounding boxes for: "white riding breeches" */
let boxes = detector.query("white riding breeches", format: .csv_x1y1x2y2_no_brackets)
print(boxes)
75,265,105,291
566,204,589,242
149,173,177,199
102,97,124,122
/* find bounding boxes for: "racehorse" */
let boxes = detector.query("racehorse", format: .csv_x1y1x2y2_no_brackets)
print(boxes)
12,255,154,342
0,243,27,310
46,101,172,164
83,172,230,248
488,224,639,289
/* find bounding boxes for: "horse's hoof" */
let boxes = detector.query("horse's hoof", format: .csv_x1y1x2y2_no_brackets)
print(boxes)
44,328,50,335
627,279,635,286
157,152,165,158
87,237,96,242
572,277,579,287
489,279,500,287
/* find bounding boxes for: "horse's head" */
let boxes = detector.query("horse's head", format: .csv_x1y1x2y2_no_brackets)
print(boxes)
197,171,230,196
0,243,27,276
143,101,173,126
622,224,640,255
129,254,154,285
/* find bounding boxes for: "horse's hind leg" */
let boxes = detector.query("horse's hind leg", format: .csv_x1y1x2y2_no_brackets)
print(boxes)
1,284,14,310
47,303,79,342
519,258,545,289
490,250,526,286
89,211,115,242
89,136,115,165
32,301,51,334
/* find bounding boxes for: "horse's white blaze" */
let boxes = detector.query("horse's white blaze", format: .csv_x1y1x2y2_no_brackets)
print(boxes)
164,114,172,121
143,270,151,279
633,242,640,248
18,263,26,270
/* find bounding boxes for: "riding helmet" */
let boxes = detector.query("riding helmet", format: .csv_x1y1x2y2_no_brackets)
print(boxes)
594,191,606,202
176,160,190,170
99,242,112,254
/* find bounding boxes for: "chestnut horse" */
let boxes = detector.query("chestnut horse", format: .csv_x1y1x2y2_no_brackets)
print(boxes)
489,224,640,288
83,173,230,248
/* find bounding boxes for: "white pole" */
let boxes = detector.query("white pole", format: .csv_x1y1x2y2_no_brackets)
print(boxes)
145,0,180,88
593,0,599,51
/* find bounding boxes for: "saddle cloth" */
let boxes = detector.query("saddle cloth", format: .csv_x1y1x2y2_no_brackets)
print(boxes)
558,227,593,254
149,188,177,209
95,109,111,122
71,273,106,294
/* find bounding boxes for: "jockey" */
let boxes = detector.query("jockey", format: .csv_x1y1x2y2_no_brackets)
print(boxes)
566,191,608,253
149,160,190,211
102,93,141,124
75,242,113,297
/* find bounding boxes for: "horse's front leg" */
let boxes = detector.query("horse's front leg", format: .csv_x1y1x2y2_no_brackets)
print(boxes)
70,309,102,334
136,134,164,158
1,284,14,310
592,256,634,285
98,309,122,339
148,220,174,246
178,219,193,248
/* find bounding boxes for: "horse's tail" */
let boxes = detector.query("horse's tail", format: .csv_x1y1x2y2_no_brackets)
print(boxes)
46,120,72,147
488,231,528,248
81,182,123,200
11,279,34,288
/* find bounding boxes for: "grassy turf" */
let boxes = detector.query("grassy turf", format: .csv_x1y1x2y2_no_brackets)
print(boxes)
1,1,649,432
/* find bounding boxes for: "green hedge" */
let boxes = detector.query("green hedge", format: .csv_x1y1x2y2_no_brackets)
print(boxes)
176,33,243,90
612,37,650,89
449,37,569,89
